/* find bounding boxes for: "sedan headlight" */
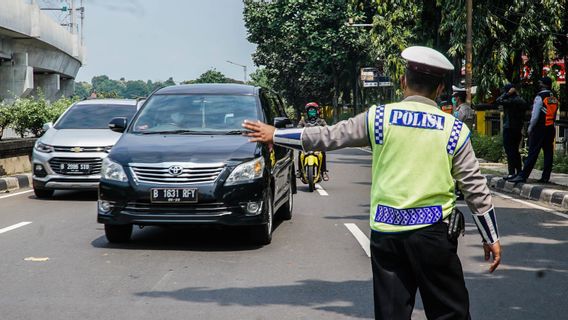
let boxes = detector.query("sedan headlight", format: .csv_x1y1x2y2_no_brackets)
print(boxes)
225,157,265,186
101,157,128,182
34,141,54,153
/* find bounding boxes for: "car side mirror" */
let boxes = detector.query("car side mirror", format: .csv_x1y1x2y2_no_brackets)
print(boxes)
42,122,53,131
274,117,293,129
109,117,128,133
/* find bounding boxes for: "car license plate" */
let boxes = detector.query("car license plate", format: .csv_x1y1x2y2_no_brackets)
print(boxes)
60,163,90,173
150,188,198,203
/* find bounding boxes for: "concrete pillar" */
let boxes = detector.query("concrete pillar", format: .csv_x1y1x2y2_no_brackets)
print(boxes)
33,73,60,101
0,52,34,101
59,78,75,98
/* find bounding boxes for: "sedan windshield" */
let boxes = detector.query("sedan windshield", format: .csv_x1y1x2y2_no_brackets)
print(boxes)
55,104,137,129
131,94,259,134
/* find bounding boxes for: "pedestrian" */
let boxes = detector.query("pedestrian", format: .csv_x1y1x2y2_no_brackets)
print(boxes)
243,46,502,320
510,76,559,183
495,83,529,180
452,86,475,129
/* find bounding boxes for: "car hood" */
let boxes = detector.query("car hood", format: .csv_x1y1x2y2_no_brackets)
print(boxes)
111,133,261,165
40,129,123,147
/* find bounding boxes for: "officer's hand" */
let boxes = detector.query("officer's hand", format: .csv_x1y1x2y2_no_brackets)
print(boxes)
484,240,502,273
242,120,275,144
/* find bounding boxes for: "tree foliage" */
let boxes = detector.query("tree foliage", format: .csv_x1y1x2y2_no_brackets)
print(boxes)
370,0,566,100
244,0,375,120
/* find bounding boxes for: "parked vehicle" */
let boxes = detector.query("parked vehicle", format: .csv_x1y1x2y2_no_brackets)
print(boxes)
97,84,296,245
298,151,323,192
32,99,138,198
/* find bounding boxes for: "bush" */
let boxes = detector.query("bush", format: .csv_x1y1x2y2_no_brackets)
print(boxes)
535,152,568,174
470,133,505,162
0,103,14,140
10,96,75,138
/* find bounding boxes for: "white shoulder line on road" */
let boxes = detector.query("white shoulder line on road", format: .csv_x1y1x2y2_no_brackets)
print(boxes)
344,223,371,258
0,222,32,235
315,184,328,196
492,191,568,219
0,189,33,200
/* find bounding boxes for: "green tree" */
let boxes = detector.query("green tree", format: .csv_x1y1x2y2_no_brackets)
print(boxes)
74,81,92,99
244,0,374,121
183,69,228,84
368,0,565,100
123,80,149,98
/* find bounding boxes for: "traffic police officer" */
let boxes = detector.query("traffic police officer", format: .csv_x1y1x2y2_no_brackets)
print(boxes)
243,46,502,320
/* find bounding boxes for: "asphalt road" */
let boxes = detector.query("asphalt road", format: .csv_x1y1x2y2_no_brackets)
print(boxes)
0,148,567,319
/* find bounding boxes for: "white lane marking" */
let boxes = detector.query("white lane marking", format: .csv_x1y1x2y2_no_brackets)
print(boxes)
315,184,328,196
344,223,371,258
492,191,568,219
0,189,33,200
356,147,373,154
0,221,32,235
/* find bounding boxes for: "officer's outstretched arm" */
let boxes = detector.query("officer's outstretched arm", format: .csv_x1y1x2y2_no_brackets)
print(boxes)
452,141,502,273
243,112,370,151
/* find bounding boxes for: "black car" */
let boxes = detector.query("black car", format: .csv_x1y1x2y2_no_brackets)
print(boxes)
97,84,296,245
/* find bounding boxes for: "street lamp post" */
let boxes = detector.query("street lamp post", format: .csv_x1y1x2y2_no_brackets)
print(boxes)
226,60,248,83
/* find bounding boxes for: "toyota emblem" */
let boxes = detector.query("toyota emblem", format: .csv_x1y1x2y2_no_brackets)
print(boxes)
168,165,184,176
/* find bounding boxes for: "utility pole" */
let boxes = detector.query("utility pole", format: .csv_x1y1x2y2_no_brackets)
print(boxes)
226,60,248,83
465,0,473,105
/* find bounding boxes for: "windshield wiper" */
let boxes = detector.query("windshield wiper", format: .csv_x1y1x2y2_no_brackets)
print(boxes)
138,130,202,135
224,130,250,135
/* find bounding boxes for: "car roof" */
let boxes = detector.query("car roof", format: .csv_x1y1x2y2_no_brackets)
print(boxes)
155,84,259,96
75,99,137,106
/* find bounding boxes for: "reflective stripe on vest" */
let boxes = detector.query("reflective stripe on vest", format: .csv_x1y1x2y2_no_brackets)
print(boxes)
367,102,471,233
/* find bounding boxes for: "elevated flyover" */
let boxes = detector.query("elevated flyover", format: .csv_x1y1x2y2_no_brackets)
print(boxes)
0,0,84,101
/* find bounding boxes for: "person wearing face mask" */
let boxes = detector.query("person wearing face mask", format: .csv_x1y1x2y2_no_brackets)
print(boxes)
452,87,475,129
243,46,501,320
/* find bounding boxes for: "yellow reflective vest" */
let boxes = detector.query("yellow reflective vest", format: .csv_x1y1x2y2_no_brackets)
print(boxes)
367,101,470,233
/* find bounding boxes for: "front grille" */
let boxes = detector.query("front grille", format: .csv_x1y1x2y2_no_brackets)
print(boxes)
129,163,225,184
49,157,103,175
53,146,109,153
123,201,233,215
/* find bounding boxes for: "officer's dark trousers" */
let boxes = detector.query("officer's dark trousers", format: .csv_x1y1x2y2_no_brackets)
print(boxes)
371,223,470,320
503,127,523,176
521,126,556,181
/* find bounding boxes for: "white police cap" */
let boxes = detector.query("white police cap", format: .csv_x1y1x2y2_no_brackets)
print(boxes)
401,46,454,77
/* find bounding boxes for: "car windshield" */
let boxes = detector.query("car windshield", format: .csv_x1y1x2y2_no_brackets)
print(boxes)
131,94,259,134
55,104,137,129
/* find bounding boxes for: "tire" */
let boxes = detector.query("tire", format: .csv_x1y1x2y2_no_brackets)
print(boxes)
278,172,294,221
251,193,273,245
307,165,315,192
34,188,54,199
104,224,133,243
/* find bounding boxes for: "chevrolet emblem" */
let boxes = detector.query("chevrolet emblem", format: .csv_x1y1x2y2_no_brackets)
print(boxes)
70,147,83,153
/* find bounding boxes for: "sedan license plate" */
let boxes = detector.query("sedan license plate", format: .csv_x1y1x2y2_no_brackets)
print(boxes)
151,188,198,203
60,163,90,174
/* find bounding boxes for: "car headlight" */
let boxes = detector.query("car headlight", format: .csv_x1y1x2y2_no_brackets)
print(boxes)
225,157,265,186
34,142,54,153
101,157,128,182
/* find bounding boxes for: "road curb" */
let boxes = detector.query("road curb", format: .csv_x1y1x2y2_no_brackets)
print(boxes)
0,174,32,193
485,174,568,210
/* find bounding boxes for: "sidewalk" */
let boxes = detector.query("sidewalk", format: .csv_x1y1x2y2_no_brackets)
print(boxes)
480,161,568,210
0,173,32,193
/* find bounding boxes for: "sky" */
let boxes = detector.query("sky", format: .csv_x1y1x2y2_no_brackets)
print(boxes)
73,0,257,83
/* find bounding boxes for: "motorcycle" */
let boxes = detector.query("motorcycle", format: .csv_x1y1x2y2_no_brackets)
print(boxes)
299,151,323,192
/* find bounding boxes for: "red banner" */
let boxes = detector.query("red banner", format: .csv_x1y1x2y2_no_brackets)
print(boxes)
521,56,565,84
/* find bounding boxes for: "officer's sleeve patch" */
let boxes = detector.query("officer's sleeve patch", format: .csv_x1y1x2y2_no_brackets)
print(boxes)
447,119,470,155
374,105,386,145
273,128,304,151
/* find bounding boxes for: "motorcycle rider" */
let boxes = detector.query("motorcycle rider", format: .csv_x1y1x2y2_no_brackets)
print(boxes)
298,102,329,181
